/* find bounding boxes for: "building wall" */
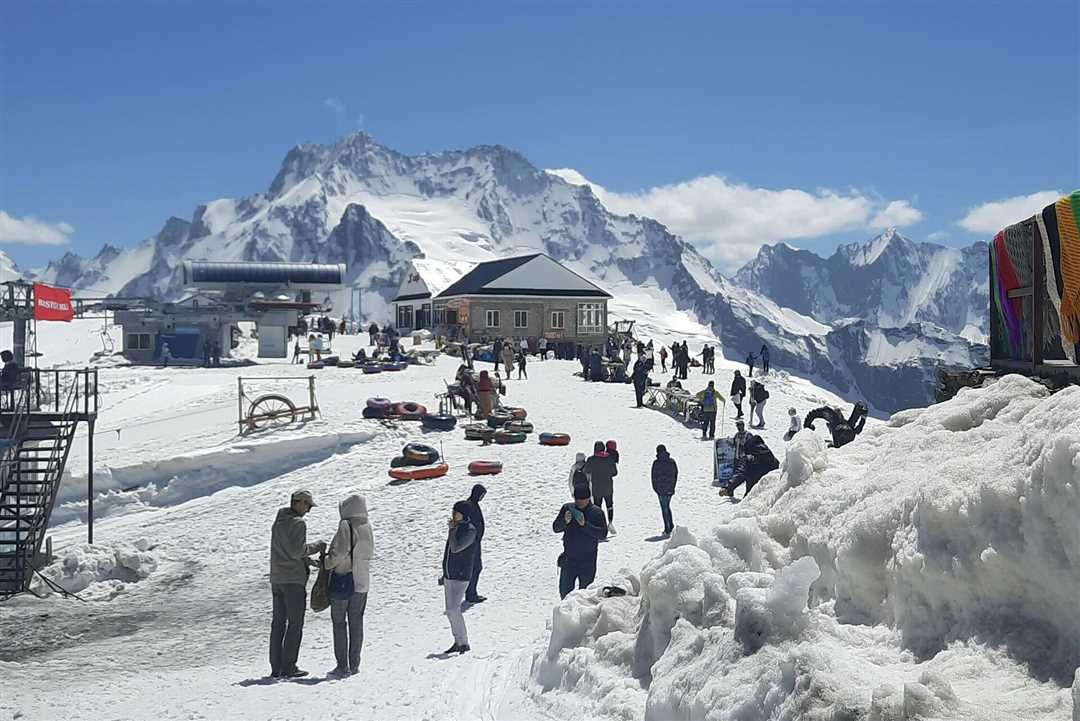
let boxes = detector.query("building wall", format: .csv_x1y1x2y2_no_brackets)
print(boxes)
433,296,608,345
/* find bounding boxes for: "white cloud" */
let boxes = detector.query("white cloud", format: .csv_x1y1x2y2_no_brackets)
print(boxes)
927,231,950,242
0,211,73,246
323,97,346,114
546,169,921,271
957,190,1062,234
871,200,923,228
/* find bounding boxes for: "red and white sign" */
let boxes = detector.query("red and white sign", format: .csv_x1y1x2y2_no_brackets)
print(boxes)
33,283,74,322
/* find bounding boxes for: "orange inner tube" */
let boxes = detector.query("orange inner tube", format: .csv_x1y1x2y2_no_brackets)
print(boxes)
388,463,449,481
468,460,503,476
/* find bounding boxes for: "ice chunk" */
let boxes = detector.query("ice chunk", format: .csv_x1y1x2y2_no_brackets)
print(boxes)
782,429,828,487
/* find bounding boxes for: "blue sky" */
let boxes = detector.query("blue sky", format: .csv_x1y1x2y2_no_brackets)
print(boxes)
1,1,1077,271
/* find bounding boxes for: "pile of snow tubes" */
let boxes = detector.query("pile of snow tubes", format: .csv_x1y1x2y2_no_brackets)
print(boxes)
382,362,408,372
464,423,495,441
494,430,527,445
323,356,340,366
420,413,457,431
362,364,382,374
307,360,325,370
468,460,503,476
389,463,449,481
486,410,514,428
539,432,571,446
363,397,392,419
502,420,533,434
503,406,528,420
403,443,440,465
393,402,427,420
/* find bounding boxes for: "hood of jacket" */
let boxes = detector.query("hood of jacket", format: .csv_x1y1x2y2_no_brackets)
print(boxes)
275,507,300,523
339,494,369,523
469,484,487,503
574,452,586,466
656,448,671,461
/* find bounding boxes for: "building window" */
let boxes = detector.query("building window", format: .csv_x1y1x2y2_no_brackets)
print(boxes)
486,309,501,328
433,308,446,326
577,303,603,334
396,305,413,329
514,310,528,329
127,333,151,350
550,311,565,330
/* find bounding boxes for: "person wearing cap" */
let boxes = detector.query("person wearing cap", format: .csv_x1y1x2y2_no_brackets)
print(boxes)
553,484,609,598
269,490,326,679
440,500,478,654
583,441,618,534
651,445,678,536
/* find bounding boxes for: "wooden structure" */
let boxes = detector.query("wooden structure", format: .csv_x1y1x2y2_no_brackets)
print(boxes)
643,386,704,425
237,376,319,434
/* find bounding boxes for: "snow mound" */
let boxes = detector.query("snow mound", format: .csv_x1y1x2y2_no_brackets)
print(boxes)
532,374,1078,720
37,539,157,597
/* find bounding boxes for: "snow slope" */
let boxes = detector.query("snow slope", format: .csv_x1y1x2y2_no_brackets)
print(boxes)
533,375,1078,721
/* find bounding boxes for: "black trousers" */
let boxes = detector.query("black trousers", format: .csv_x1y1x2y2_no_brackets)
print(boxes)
269,583,307,675
559,556,597,598
466,541,483,600
701,411,716,438
593,492,613,521
634,382,645,406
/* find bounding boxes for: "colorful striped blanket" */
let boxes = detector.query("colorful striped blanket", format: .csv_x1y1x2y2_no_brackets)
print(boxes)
1053,191,1080,347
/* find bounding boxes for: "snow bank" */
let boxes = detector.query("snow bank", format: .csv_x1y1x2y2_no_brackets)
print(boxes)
532,375,1078,720
36,539,157,597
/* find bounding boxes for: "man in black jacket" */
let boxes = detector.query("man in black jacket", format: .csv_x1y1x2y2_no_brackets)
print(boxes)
583,441,619,534
631,358,649,407
720,422,779,499
553,485,609,598
440,501,477,654
651,445,678,536
464,484,487,604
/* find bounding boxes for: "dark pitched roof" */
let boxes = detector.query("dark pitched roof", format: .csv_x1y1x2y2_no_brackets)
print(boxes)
436,253,611,299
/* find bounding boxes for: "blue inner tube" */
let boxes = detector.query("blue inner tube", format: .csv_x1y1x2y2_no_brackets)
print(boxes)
403,442,440,464
362,365,382,374
421,414,457,431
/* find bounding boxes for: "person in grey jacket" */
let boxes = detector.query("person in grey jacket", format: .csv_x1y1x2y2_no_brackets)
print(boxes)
268,490,326,679
324,494,374,677
440,500,477,655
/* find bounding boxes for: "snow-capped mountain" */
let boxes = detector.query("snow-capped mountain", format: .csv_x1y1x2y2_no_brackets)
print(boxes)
0,250,22,283
735,230,989,343
27,133,985,412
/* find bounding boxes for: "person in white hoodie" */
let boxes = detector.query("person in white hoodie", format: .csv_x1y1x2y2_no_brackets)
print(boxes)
568,452,588,497
784,408,801,442
324,494,374,677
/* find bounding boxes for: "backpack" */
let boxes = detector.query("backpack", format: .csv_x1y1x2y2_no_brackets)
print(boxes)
572,467,588,487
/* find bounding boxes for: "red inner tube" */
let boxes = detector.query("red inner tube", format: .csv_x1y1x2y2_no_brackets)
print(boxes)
389,463,449,481
539,433,571,446
468,460,503,476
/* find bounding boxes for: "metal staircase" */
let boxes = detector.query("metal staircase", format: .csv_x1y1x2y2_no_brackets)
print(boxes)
0,369,97,600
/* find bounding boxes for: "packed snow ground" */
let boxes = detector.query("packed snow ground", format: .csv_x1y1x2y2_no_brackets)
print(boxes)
0,320,1075,721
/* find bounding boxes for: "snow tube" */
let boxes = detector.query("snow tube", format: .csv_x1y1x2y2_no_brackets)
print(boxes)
503,406,528,420
494,430,526,445
366,397,392,411
468,460,503,476
323,355,340,366
464,423,494,441
502,420,533,434
307,360,325,369
420,413,457,431
389,455,411,468
539,432,571,446
389,463,449,481
393,402,427,420
486,410,514,428
362,406,389,419
403,443,440,464
362,364,382,374
337,360,354,369
382,362,408,372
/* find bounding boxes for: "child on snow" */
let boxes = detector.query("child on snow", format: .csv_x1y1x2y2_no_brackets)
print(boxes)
784,408,801,441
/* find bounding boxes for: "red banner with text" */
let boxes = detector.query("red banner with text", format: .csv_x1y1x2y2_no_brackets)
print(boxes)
33,283,74,322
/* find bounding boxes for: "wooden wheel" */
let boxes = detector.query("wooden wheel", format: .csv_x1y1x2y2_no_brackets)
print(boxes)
247,394,298,429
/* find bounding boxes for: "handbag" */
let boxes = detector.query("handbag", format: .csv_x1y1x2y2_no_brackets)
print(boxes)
328,522,356,602
310,551,330,612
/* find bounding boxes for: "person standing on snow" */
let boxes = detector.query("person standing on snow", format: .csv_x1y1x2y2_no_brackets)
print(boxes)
464,485,487,604
475,370,495,419
368,322,378,346
730,370,746,419
324,494,374,677
631,357,649,407
492,337,503,375
784,408,801,441
695,380,723,440
750,379,769,429
440,501,478,655
584,441,618,534
501,343,515,379
659,345,668,373
553,484,609,598
538,336,547,360
745,351,756,377
567,452,588,496
605,440,619,467
760,344,771,374
516,351,528,380
651,445,678,536
269,490,326,679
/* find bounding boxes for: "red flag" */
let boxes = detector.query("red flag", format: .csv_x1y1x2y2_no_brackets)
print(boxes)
33,283,74,322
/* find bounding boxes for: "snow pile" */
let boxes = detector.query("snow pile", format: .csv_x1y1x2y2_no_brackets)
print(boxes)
37,538,157,597
532,375,1079,720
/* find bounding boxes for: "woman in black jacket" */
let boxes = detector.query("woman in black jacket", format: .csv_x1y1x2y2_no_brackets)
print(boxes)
440,501,477,654
651,445,678,536
730,370,747,419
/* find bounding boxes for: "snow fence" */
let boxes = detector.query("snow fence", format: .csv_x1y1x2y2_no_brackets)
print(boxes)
532,374,1079,720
